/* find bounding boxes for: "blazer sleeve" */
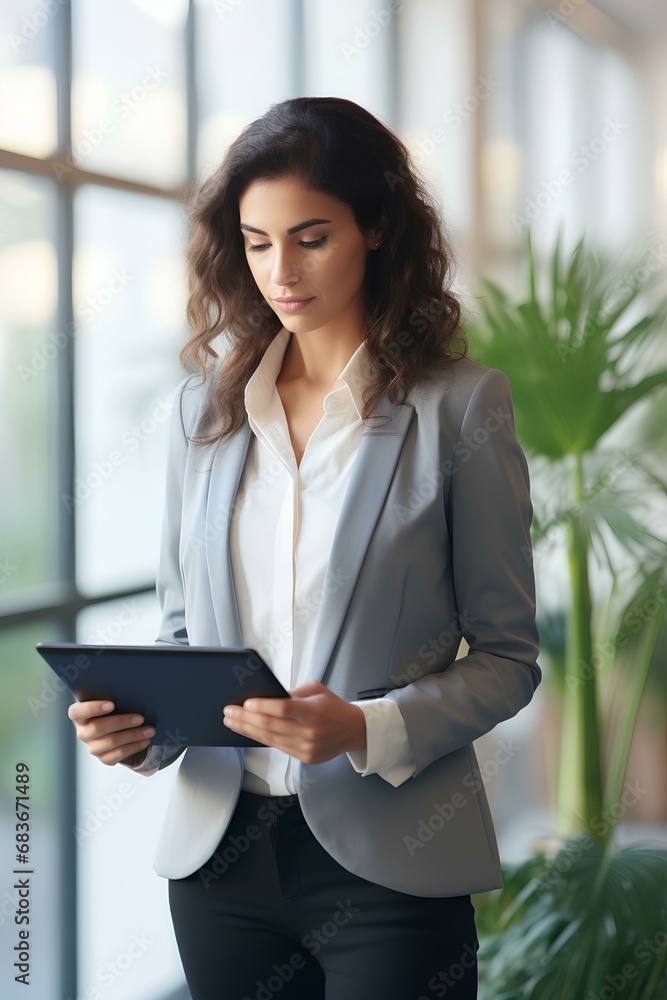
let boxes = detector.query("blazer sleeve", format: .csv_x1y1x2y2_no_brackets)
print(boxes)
385,367,541,779
123,373,196,778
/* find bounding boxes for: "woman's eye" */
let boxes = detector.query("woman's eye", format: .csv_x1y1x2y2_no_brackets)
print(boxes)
300,236,327,249
246,236,328,253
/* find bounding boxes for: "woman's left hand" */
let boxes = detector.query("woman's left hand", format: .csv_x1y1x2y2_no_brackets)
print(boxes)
222,679,367,764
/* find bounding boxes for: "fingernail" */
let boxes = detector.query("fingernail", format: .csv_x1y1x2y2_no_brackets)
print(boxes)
130,715,144,725
142,728,155,737
101,702,114,712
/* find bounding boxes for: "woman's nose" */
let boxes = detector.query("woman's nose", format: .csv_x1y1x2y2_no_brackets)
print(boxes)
270,246,301,284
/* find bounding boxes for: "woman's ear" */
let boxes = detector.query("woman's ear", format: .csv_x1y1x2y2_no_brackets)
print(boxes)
375,210,390,246
366,211,389,250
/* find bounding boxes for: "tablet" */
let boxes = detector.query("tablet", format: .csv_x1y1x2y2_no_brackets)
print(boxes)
35,642,290,749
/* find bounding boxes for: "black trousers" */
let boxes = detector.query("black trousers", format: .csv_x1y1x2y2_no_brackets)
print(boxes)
168,789,478,1000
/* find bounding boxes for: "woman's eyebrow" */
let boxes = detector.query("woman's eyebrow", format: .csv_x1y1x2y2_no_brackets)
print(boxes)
239,218,332,237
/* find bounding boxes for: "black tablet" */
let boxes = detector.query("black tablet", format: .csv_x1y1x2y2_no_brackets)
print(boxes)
35,642,290,749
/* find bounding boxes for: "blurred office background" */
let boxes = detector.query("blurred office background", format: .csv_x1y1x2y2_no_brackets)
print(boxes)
1,1,666,997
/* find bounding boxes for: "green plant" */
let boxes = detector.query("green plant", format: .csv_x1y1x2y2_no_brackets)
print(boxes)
467,227,667,844
468,228,667,997
476,835,667,999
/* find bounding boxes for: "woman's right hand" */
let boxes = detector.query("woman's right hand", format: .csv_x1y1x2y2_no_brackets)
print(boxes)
67,700,156,768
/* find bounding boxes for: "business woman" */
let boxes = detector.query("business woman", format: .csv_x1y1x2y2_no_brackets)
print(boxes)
69,96,541,1000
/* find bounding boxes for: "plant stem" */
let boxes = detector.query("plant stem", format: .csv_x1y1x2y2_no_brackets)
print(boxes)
557,452,604,841
603,598,664,836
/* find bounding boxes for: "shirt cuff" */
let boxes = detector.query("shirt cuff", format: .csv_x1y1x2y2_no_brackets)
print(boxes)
346,698,416,787
121,744,177,777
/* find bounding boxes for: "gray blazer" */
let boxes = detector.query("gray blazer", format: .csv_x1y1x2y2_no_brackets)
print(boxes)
150,352,541,896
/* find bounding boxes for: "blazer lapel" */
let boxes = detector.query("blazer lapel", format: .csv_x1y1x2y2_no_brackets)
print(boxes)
204,424,253,647
204,393,416,683
307,400,415,686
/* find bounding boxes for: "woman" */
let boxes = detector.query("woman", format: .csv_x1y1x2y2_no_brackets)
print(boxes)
68,96,541,999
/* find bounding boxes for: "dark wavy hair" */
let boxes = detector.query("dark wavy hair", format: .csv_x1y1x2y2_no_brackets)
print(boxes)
179,95,469,447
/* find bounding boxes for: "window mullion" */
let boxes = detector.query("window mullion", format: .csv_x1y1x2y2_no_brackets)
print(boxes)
54,0,77,994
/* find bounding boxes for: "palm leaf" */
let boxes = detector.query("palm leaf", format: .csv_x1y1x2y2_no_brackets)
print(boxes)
468,228,667,460
478,839,667,999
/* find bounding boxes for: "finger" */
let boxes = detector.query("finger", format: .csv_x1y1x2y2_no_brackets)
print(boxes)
76,713,152,743
224,707,303,737
232,697,293,718
235,694,314,719
68,699,115,723
86,726,155,760
225,713,319,754
96,738,155,767
224,718,300,754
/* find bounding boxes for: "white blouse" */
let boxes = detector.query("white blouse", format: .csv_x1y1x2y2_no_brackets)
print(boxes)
230,325,416,795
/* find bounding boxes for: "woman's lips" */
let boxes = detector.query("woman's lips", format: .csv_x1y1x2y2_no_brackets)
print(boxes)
272,297,315,312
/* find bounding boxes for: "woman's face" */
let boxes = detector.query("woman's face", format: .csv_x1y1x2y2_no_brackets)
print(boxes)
238,173,377,338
